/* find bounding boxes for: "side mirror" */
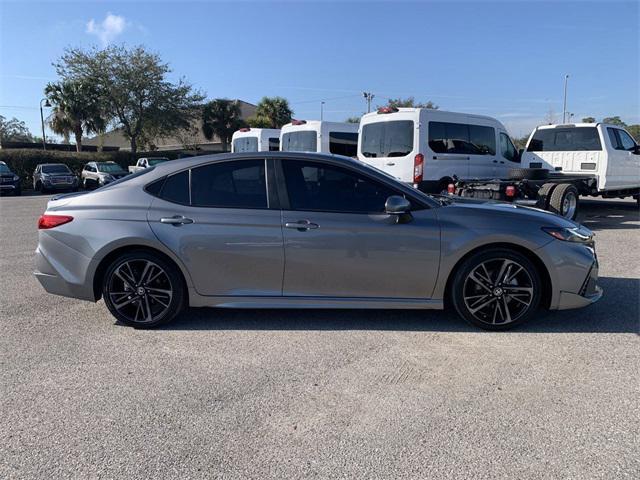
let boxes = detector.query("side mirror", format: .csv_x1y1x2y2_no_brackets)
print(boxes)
385,195,411,214
633,145,640,155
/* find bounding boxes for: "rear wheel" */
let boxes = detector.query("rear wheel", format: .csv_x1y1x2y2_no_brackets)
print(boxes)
451,248,542,331
535,183,556,209
102,251,185,328
548,184,579,220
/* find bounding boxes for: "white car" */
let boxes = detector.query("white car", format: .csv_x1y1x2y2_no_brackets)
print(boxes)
128,157,169,174
357,107,521,192
522,123,640,195
280,120,358,156
231,128,281,152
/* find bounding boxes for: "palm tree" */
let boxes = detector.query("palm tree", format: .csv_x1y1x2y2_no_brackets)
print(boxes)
253,97,293,128
201,99,245,152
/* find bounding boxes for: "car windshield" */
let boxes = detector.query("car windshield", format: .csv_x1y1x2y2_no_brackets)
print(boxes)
0,164,11,174
42,165,72,174
97,163,124,173
361,120,414,158
147,158,169,166
281,131,318,152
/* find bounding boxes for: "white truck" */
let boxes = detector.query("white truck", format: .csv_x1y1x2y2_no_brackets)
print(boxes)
449,123,640,219
128,157,169,174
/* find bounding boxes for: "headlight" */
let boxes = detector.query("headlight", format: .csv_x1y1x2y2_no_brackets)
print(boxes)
542,226,594,243
13,175,19,181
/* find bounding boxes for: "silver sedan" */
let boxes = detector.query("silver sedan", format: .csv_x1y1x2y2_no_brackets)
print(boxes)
34,152,602,330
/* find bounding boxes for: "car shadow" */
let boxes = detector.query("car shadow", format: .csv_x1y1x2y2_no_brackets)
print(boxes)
162,277,639,334
577,199,639,231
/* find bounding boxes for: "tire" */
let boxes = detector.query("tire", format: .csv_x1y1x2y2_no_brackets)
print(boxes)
508,168,549,180
102,250,185,328
535,183,556,209
548,184,579,220
451,248,542,331
36,181,45,193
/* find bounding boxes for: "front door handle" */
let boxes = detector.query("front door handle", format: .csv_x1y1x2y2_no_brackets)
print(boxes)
285,220,319,231
160,215,194,225
386,162,396,166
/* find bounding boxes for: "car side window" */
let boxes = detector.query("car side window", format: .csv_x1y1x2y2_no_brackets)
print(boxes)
500,133,519,162
191,160,267,209
160,171,190,205
607,128,621,149
617,129,636,151
281,160,399,214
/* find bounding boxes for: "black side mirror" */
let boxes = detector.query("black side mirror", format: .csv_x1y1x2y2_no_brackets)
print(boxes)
633,145,640,155
385,195,412,224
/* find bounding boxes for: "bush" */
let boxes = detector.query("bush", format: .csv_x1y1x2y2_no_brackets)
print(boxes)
0,149,182,189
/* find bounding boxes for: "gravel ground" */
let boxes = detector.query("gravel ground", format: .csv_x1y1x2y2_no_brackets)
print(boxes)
0,194,638,479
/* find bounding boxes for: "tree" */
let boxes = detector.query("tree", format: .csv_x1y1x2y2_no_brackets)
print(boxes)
512,135,530,150
382,97,439,109
248,97,293,129
201,99,245,152
44,80,104,152
0,115,34,143
602,116,626,126
54,45,204,153
345,116,361,123
582,116,596,123
626,125,640,142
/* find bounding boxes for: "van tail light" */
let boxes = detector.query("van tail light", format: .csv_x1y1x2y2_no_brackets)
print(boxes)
447,183,455,194
377,106,399,114
413,153,424,184
291,119,307,126
505,185,517,198
38,214,73,229
239,127,250,132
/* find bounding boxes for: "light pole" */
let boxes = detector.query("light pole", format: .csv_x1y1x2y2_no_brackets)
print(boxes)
562,74,569,124
320,101,325,121
363,92,375,113
40,98,51,150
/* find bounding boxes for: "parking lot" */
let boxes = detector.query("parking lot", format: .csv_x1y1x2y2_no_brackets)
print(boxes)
0,194,638,479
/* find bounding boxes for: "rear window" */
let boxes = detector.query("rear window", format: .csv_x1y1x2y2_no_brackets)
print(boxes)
268,137,280,151
281,131,317,152
0,163,11,174
361,121,414,158
329,132,358,157
233,137,259,152
527,127,602,151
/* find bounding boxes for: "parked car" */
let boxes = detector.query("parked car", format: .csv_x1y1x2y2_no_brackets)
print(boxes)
231,127,281,152
34,152,601,331
33,163,79,193
128,157,169,173
357,107,521,192
0,161,21,196
280,120,358,156
449,123,640,219
81,161,129,190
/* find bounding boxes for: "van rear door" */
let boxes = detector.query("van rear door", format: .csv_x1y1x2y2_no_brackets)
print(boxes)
359,117,416,182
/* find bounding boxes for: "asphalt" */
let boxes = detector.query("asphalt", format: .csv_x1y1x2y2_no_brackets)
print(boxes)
0,193,638,479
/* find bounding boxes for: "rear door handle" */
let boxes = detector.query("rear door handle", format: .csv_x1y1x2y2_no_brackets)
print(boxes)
386,162,396,166
285,220,319,231
160,215,194,225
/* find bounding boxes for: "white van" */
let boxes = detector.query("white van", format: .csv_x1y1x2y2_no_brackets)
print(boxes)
280,120,359,156
522,123,640,193
231,128,281,153
358,107,521,192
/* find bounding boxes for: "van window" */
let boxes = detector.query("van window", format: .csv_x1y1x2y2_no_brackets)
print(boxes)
527,127,602,151
361,121,414,158
268,137,280,151
233,137,259,153
428,122,496,155
281,131,317,152
500,133,519,162
329,132,358,157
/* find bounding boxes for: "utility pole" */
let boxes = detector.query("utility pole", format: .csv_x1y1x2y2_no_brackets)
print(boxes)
363,92,375,113
562,74,569,123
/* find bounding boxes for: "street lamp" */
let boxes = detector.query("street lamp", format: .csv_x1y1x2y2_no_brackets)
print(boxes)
40,98,51,150
320,101,325,121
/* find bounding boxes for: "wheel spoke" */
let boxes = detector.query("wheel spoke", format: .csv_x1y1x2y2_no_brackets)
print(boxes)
149,294,169,308
113,295,138,310
504,286,533,294
468,272,492,292
469,296,496,314
502,296,512,323
496,260,510,284
478,264,493,285
143,295,153,322
508,294,530,306
139,261,153,285
504,265,523,284
114,271,135,289
145,287,172,296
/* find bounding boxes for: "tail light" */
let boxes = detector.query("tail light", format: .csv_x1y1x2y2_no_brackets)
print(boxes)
38,214,73,229
377,106,399,114
291,119,307,126
447,183,455,194
505,185,517,198
239,127,250,132
413,153,424,184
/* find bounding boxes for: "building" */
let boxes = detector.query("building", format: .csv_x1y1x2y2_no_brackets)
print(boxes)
83,100,257,153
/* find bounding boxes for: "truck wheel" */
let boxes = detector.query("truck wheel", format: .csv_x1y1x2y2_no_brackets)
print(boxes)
536,183,556,209
508,168,549,180
548,184,579,220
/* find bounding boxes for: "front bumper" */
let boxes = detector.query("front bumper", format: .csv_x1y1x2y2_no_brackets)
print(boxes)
0,183,19,192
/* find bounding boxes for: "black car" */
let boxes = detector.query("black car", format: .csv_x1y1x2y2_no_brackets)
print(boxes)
0,161,21,196
33,163,79,193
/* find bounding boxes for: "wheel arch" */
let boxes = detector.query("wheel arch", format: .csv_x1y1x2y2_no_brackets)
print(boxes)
443,242,553,310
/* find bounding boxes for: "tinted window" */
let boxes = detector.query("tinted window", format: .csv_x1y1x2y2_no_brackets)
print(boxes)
160,171,189,205
361,121,414,158
233,137,259,152
329,132,358,157
268,138,280,151
617,129,636,151
607,128,621,149
0,164,11,174
147,158,169,166
282,160,398,213
500,133,519,162
428,122,495,155
281,131,317,152
527,127,602,151
42,164,72,174
191,160,267,209
97,163,124,173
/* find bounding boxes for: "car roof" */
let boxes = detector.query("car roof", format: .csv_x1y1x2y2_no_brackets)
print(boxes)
38,163,69,166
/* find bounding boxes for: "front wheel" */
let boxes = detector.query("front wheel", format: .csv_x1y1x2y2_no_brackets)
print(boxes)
451,249,542,330
102,251,185,328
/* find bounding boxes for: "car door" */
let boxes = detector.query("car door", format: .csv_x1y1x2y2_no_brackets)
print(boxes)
498,132,521,176
613,128,640,188
466,121,498,179
277,158,441,299
147,159,284,297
